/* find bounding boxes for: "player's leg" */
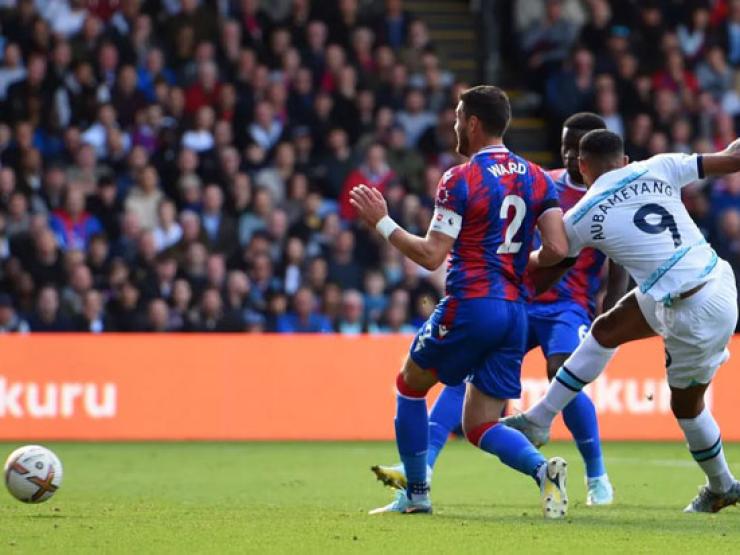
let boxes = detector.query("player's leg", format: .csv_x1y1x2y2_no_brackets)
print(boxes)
371,383,465,491
464,301,568,519
504,290,656,444
671,383,740,512
537,309,611,503
371,311,540,490
545,354,602,474
371,297,474,513
427,383,466,468
370,355,438,514
665,261,739,513
462,383,568,519
418,312,542,473
546,353,611,504
462,383,545,480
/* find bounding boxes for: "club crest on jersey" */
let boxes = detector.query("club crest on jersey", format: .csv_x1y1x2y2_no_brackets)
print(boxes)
438,325,449,337
488,162,527,178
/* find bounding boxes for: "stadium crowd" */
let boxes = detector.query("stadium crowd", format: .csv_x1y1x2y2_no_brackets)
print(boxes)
0,0,736,333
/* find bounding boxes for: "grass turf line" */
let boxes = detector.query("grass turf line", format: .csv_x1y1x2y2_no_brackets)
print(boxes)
0,441,739,553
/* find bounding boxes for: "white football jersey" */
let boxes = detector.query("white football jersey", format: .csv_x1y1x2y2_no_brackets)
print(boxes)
564,153,719,301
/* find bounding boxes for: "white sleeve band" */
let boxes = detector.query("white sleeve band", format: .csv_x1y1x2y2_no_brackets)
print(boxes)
430,206,463,239
376,215,400,240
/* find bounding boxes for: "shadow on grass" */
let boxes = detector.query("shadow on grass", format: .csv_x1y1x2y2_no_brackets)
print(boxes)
433,503,740,535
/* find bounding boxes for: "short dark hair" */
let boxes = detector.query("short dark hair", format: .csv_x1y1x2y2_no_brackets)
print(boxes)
579,130,624,160
459,85,511,137
563,112,606,132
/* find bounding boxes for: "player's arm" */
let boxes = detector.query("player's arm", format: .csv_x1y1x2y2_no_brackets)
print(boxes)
528,256,576,295
700,138,740,176
531,208,569,267
349,184,454,271
602,260,630,312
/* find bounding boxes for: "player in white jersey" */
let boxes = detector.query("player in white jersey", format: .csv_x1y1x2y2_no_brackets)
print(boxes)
503,130,740,513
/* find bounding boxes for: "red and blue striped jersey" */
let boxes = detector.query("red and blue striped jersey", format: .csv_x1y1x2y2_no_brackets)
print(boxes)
531,168,606,316
435,145,560,301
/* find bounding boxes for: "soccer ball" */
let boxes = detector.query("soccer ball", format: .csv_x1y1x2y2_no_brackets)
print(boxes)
4,445,63,503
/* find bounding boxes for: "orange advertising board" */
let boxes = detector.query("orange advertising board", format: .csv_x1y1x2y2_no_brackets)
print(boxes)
0,334,739,441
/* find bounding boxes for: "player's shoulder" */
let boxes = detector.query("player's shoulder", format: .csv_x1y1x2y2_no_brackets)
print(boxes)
440,162,469,186
638,152,697,176
514,154,549,177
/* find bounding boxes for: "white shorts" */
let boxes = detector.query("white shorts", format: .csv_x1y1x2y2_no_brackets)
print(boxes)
636,259,738,389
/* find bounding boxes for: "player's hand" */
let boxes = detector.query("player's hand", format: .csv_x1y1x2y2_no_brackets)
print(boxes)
349,184,388,227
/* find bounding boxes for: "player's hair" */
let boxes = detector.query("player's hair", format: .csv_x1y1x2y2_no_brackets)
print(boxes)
579,130,624,160
563,112,606,132
459,85,511,137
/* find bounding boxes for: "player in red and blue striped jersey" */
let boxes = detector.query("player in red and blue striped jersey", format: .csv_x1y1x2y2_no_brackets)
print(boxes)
352,86,571,518
533,167,606,315
371,113,628,506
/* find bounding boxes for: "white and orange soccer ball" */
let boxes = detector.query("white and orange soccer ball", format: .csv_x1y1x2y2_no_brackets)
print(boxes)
4,445,63,503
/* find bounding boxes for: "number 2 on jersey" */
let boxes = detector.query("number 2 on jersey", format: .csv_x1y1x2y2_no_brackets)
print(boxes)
497,195,527,254
633,203,682,247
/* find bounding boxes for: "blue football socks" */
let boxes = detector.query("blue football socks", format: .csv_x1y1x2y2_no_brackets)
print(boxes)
471,421,546,480
427,384,465,468
395,378,430,493
563,392,605,478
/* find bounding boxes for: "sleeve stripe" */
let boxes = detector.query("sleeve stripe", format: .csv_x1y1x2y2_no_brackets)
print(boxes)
697,155,705,179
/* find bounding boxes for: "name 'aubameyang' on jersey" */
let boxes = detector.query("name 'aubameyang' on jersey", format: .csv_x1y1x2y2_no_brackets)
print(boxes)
432,145,560,301
530,168,606,317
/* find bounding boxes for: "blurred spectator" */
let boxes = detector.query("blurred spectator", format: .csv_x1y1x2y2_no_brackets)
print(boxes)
49,186,103,251
73,289,111,332
201,184,237,254
696,45,733,102
545,46,595,124
107,281,144,331
189,287,244,332
125,165,164,230
717,0,740,66
275,286,332,333
152,199,183,252
146,298,172,332
336,289,367,334
339,143,396,220
0,43,26,101
521,0,580,89
396,88,437,147
595,84,624,137
60,263,93,316
377,301,416,333
0,292,29,333
28,285,71,331
328,230,363,290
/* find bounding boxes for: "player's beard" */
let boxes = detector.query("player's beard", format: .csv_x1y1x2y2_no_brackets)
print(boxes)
456,128,470,157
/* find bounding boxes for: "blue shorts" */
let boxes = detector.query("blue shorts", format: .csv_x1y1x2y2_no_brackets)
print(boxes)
526,301,592,358
409,297,527,399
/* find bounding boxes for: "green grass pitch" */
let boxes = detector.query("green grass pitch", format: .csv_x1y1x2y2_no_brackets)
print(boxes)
1,441,739,553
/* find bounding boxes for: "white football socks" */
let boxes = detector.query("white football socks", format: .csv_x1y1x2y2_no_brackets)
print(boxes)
527,332,618,427
678,408,735,493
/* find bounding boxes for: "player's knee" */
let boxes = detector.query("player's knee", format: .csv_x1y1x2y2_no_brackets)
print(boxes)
463,419,497,447
670,392,706,419
396,372,429,398
398,358,437,395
